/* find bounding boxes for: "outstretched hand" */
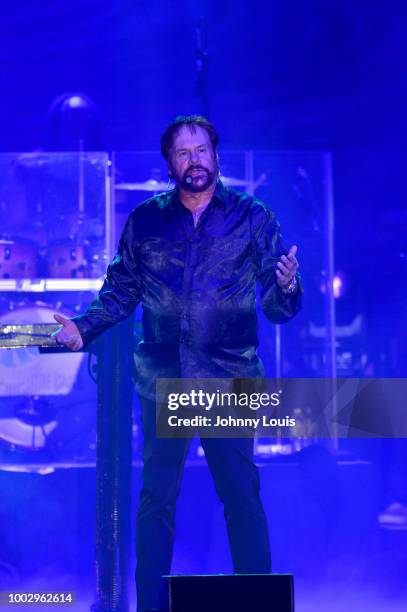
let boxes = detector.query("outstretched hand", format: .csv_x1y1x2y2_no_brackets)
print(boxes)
52,313,84,351
276,245,299,289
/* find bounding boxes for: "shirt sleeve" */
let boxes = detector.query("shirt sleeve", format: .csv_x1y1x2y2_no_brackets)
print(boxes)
252,201,302,323
72,213,142,346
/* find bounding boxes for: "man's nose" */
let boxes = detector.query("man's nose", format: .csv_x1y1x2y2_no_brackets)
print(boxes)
190,150,200,163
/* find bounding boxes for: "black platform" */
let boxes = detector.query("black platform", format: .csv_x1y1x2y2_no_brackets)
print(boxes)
162,573,294,612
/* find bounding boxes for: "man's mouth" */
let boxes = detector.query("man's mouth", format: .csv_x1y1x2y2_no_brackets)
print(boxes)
188,168,207,176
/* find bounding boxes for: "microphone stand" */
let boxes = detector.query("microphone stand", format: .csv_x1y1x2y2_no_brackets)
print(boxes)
195,17,209,117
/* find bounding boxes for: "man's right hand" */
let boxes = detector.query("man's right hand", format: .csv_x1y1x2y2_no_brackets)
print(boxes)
52,313,84,351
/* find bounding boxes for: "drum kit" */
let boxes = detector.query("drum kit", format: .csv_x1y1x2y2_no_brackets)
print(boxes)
0,154,106,458
0,216,104,281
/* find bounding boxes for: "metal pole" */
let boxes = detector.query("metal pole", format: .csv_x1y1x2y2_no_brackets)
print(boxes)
323,152,338,447
91,315,134,612
105,155,115,262
195,17,209,117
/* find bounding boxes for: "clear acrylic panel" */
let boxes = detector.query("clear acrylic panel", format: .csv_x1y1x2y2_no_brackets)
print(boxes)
251,150,335,380
0,152,111,465
0,151,110,285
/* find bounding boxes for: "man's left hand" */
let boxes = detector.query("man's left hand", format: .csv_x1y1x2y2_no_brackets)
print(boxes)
276,245,299,289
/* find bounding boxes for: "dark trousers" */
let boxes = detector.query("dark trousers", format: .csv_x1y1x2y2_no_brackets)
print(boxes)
135,397,271,611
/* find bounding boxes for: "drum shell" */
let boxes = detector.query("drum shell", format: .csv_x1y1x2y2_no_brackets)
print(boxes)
47,240,87,278
0,239,38,279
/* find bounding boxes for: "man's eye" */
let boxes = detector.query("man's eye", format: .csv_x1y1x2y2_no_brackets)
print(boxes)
177,151,188,158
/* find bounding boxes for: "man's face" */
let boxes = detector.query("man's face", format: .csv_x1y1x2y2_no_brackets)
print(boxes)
168,125,218,192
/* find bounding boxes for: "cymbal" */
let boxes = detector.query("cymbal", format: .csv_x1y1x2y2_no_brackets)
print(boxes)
115,175,253,191
220,175,251,187
115,180,171,192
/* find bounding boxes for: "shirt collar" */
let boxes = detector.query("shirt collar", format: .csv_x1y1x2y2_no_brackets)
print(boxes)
212,179,228,208
172,178,228,211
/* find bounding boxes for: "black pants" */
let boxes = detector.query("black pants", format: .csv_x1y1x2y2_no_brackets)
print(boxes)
135,397,271,611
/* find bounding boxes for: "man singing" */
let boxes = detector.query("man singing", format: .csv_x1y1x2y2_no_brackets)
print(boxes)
54,115,301,612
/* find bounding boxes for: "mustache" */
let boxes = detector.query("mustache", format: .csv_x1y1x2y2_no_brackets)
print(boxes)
185,165,208,174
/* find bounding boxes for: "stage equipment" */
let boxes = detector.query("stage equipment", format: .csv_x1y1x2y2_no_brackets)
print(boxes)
91,316,134,612
0,236,106,281
0,313,133,611
47,241,88,278
162,574,294,612
304,314,367,376
0,151,111,464
220,175,252,187
0,151,112,286
194,17,209,116
0,303,96,457
115,179,172,192
0,239,39,279
114,175,253,192
0,303,62,351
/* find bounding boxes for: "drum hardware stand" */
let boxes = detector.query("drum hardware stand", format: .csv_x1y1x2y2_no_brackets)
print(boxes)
195,17,209,117
91,315,134,612
78,139,85,216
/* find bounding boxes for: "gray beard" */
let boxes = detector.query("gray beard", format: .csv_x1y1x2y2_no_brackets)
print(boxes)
179,168,217,192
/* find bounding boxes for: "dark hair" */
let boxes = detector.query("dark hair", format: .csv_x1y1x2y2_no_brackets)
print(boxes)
160,115,219,161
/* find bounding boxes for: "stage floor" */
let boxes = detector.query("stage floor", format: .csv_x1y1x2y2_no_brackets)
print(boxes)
0,455,406,611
